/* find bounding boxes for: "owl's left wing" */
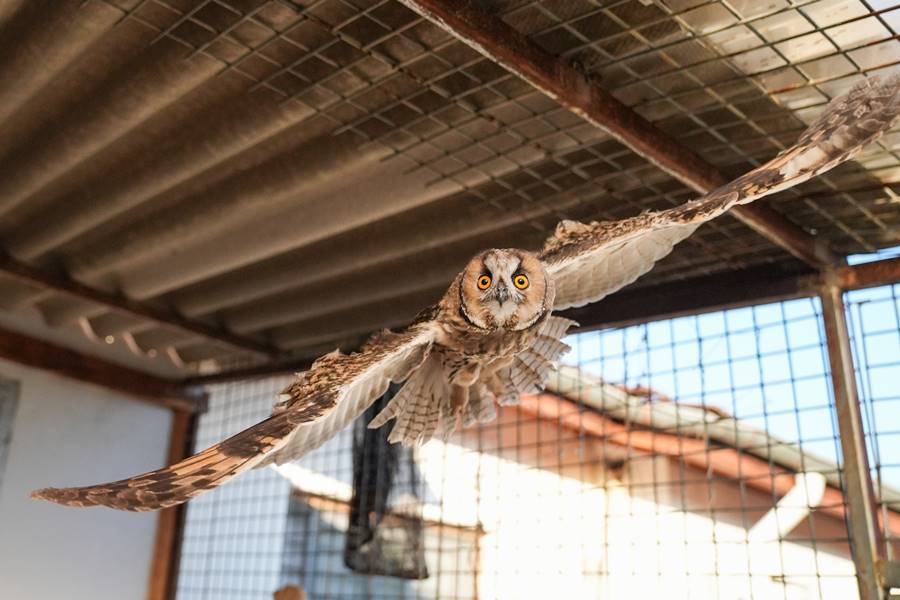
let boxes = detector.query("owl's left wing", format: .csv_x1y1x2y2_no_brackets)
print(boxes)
542,76,900,311
32,324,436,511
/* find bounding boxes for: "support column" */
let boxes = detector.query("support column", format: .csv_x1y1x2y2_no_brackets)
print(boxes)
820,276,885,600
146,409,196,600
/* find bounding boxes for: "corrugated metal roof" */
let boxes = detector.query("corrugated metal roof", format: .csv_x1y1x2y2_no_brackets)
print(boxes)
1,0,899,373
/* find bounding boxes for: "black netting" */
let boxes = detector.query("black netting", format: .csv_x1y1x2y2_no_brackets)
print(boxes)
344,384,428,580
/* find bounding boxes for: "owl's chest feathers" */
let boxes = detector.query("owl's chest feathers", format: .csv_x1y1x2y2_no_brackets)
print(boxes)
431,318,541,384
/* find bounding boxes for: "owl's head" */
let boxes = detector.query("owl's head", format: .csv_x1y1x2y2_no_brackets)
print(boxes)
458,249,554,331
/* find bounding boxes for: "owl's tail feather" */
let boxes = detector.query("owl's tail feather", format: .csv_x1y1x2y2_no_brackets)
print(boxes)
494,316,577,407
368,353,448,446
369,316,577,445
463,382,497,428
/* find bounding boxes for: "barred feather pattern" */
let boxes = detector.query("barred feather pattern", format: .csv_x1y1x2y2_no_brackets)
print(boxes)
368,354,448,446
463,382,497,427
263,328,433,465
436,389,459,442
541,75,900,310
369,316,575,445
496,316,577,404
30,393,333,511
33,326,435,510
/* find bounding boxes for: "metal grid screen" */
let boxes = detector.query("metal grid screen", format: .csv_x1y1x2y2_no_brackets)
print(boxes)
567,296,854,599
89,0,900,294
173,283,900,600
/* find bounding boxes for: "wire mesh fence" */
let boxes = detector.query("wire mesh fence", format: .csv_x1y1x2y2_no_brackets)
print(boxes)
173,281,900,600
133,1,900,598
847,278,900,564
176,374,295,599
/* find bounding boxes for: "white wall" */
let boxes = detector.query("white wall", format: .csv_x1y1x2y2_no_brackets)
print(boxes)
0,358,173,600
416,442,859,600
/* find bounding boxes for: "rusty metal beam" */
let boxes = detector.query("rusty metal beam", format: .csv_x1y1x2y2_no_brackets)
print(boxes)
563,262,818,331
396,0,838,268
0,325,204,412
820,276,885,600
0,251,278,358
836,255,900,291
566,257,900,330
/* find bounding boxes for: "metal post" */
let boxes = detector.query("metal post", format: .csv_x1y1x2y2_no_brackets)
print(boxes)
820,275,885,600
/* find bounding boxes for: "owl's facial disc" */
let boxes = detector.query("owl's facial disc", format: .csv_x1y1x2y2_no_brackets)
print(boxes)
486,251,544,328
459,249,551,331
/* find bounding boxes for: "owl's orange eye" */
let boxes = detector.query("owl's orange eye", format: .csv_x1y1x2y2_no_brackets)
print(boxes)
513,274,529,290
477,275,492,290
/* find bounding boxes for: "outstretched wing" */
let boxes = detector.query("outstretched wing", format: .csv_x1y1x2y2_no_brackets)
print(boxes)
31,406,319,511
32,325,437,511
542,76,900,311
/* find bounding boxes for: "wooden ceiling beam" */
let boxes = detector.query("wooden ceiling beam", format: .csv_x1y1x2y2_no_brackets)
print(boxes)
396,0,839,268
0,325,204,412
0,251,279,358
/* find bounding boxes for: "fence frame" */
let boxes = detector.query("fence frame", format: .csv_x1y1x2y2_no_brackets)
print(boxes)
821,276,887,600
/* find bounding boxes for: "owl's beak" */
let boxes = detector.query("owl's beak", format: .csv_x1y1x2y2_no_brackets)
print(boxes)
494,283,511,304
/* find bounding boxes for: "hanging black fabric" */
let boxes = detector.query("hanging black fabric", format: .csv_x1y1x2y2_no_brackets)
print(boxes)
344,384,429,579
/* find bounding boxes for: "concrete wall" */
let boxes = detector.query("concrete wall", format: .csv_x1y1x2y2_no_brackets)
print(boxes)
0,358,172,600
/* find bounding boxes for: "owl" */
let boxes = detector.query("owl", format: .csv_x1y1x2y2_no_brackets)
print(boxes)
33,76,900,511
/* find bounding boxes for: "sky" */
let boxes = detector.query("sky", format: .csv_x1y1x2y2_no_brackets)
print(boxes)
564,245,900,492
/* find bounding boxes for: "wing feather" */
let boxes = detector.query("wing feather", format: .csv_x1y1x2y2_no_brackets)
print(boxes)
265,326,434,465
542,75,900,310
31,406,312,511
33,324,436,511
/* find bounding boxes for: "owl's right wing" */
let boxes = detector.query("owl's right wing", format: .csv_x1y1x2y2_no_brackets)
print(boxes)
31,322,438,511
541,76,900,311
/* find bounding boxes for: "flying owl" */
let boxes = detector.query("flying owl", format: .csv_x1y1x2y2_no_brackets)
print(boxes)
33,76,900,511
